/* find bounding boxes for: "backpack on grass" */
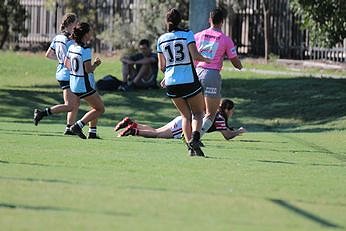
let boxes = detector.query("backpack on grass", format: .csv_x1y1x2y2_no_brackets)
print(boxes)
96,75,123,91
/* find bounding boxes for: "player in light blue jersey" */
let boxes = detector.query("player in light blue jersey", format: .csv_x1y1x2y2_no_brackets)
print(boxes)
157,8,211,157
64,22,105,139
33,13,80,135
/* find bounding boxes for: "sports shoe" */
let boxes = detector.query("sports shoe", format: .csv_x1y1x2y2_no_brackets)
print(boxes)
64,129,75,135
114,117,133,131
188,140,205,157
87,133,101,139
198,140,205,147
70,124,86,139
33,109,44,126
188,147,196,156
118,84,131,92
118,124,137,137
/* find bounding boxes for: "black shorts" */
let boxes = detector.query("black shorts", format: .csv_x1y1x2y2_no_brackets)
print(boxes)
73,90,97,99
166,79,202,99
58,80,70,90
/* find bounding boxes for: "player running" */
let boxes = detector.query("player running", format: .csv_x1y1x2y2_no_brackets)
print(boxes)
194,8,243,140
33,13,79,135
157,8,211,156
64,22,105,139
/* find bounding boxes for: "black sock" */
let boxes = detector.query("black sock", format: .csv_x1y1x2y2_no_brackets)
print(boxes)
192,131,200,142
42,108,52,116
65,124,72,131
76,120,85,128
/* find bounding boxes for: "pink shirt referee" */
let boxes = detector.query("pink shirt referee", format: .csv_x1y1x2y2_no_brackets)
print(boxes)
195,27,238,70
194,8,243,140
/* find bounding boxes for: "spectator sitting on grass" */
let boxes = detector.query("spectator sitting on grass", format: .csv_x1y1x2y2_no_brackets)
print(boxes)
119,39,158,91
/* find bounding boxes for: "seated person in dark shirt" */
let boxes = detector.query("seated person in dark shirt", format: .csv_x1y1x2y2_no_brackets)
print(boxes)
120,39,158,90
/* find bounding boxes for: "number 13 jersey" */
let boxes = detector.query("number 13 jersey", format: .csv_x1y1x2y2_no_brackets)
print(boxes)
157,29,197,86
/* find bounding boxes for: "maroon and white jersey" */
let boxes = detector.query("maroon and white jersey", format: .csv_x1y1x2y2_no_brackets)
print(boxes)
207,112,228,133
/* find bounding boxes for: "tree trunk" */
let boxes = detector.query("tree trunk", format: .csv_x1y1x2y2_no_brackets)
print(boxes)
0,13,9,49
262,0,270,63
94,0,100,53
189,0,216,33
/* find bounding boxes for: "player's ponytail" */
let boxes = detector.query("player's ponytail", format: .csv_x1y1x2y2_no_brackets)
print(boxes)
60,13,77,32
72,22,90,45
166,8,181,32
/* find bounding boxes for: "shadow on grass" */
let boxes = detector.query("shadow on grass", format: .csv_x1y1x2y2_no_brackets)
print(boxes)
0,202,131,217
270,199,343,228
1,76,346,132
221,76,346,131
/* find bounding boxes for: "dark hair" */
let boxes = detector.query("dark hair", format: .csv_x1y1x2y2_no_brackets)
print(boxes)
210,8,225,25
60,13,77,32
166,8,181,32
139,39,150,47
72,22,90,45
219,99,234,123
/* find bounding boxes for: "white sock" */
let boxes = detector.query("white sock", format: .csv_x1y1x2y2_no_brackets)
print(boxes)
200,117,213,137
77,120,85,128
88,127,97,134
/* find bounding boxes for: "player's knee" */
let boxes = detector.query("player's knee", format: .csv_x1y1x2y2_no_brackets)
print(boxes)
192,111,204,121
65,104,75,112
204,113,216,121
181,114,192,122
93,104,105,115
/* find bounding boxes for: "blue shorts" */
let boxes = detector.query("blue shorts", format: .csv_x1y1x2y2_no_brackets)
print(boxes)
56,64,70,82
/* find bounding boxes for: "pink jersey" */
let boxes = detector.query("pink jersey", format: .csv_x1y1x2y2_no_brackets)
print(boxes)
195,27,238,71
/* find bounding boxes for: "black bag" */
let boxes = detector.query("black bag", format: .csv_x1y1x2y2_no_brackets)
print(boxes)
96,75,123,91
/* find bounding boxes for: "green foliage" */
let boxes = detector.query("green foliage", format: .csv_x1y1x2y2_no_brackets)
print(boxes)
0,0,27,49
45,0,109,51
98,14,135,49
99,0,189,50
290,0,346,47
46,0,103,26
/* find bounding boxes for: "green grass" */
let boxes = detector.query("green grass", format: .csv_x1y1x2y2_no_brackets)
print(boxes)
0,51,345,231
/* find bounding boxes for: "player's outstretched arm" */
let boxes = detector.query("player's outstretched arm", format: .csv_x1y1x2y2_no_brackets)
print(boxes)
220,127,246,140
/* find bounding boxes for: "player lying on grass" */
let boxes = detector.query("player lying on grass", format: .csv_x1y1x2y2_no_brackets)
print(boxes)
114,99,246,140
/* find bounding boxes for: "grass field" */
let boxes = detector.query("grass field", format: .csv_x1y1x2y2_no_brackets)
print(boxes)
0,51,345,231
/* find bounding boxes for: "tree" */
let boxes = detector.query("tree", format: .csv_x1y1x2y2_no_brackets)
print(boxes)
290,0,346,47
99,0,189,50
262,0,270,62
189,0,216,33
0,0,27,49
46,0,105,52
